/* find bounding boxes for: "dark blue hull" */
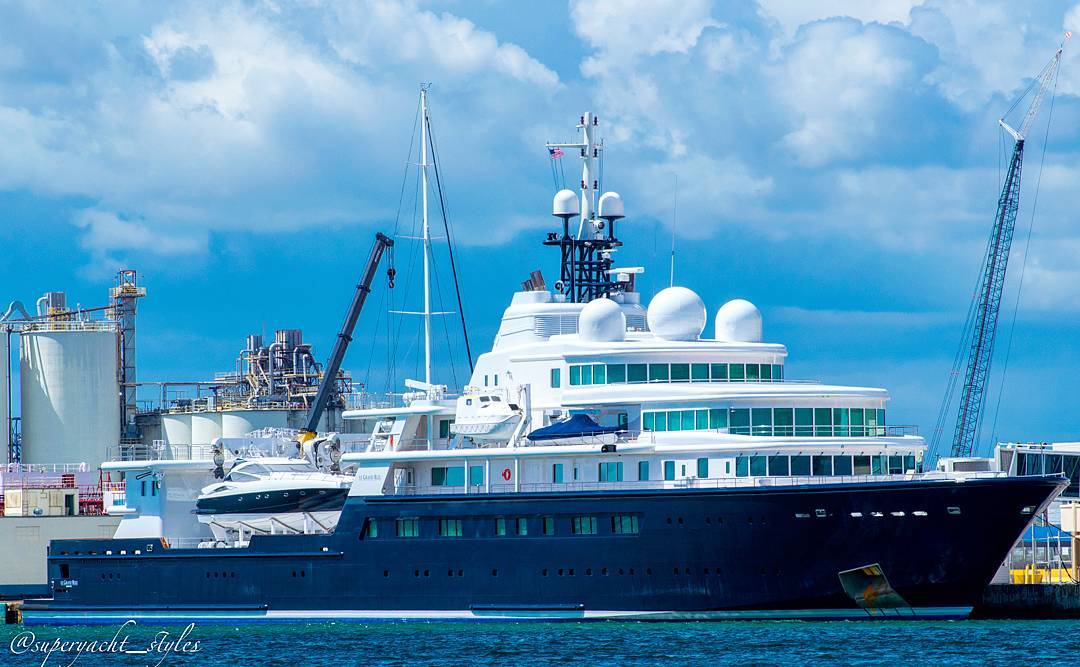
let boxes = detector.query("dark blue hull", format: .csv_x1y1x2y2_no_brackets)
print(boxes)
25,475,1064,623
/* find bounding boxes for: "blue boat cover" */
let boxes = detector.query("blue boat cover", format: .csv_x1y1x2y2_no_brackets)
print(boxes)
1021,524,1071,543
526,413,623,442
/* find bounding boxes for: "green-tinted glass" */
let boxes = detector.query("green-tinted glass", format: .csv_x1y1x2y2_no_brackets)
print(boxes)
691,363,709,380
695,409,709,430
681,410,696,429
654,412,667,432
746,364,760,381
569,365,581,385
627,364,647,382
607,364,626,383
760,364,772,380
670,364,690,381
711,363,728,381
668,411,682,431
580,365,593,385
729,364,745,381
709,408,728,429
768,455,789,476
592,364,606,384
648,364,670,382
642,412,655,431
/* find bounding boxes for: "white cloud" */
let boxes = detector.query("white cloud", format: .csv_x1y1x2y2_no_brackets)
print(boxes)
771,19,932,165
0,0,561,271
756,0,922,37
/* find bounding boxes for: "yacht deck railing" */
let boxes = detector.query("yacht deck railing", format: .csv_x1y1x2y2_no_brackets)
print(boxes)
393,471,1007,496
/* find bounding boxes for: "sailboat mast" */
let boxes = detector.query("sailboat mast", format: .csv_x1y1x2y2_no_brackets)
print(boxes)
420,86,434,447
420,88,433,387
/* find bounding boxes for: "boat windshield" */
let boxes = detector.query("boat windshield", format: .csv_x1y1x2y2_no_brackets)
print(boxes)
262,463,317,473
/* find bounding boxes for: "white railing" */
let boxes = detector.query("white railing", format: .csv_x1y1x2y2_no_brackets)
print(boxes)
109,443,216,462
392,471,1009,496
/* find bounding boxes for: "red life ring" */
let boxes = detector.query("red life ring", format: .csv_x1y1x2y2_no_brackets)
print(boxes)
501,468,512,481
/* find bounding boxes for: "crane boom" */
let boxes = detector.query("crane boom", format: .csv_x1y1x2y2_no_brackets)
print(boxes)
299,232,394,443
949,44,1063,459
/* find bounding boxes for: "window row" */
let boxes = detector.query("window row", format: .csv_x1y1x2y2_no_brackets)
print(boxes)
383,514,640,539
642,407,887,437
734,453,917,478
560,362,784,387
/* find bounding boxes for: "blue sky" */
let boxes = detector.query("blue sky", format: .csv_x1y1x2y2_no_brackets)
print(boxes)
2,1,1080,453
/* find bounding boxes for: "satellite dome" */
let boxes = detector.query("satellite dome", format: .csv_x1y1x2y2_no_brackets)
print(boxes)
553,189,579,219
715,299,763,343
579,298,626,342
647,287,706,341
598,192,625,220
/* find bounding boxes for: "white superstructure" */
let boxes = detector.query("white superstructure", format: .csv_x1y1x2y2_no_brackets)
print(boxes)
340,112,926,497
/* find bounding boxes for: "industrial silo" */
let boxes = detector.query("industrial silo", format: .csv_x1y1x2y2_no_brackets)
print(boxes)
19,321,121,464
190,411,222,445
221,409,289,438
0,329,10,463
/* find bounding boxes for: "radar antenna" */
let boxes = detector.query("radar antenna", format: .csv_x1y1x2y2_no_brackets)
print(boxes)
544,114,626,302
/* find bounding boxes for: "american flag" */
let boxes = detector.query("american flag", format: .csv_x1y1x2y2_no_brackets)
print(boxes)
548,147,565,159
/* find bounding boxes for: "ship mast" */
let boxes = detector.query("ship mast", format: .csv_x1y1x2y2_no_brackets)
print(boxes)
420,86,434,447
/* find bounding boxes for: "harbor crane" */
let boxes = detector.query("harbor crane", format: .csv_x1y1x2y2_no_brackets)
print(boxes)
297,232,395,449
939,40,1066,460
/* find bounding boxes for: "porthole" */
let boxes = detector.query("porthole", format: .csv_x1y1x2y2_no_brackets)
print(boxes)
383,570,390,578
947,506,962,515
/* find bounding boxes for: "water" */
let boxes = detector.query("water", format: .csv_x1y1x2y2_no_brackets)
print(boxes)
0,620,1072,665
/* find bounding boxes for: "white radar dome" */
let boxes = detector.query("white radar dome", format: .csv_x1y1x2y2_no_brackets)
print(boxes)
579,298,626,342
714,299,763,343
598,192,625,220
553,189,579,218
647,287,706,341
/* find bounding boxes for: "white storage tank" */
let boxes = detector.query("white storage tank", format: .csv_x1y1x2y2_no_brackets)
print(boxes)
190,411,223,445
19,323,120,465
161,413,193,446
221,409,289,438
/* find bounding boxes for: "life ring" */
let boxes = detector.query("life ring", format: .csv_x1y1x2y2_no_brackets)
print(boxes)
501,468,512,481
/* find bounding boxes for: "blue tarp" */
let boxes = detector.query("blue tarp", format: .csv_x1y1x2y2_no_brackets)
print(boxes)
1021,524,1071,543
526,414,623,442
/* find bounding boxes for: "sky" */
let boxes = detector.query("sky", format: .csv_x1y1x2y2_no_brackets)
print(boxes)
2,0,1080,455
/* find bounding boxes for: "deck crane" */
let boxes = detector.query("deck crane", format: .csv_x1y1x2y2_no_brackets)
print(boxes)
297,232,395,451
944,41,1065,459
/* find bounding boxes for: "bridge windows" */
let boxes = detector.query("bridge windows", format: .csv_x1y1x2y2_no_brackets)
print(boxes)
551,368,561,388
567,361,785,387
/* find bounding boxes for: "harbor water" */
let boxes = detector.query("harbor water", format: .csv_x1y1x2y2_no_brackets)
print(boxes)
0,620,1074,665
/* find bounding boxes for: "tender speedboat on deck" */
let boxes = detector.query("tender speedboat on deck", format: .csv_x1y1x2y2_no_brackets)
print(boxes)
195,458,351,540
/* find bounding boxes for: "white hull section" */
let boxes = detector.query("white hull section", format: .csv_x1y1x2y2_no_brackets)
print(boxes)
199,511,341,540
